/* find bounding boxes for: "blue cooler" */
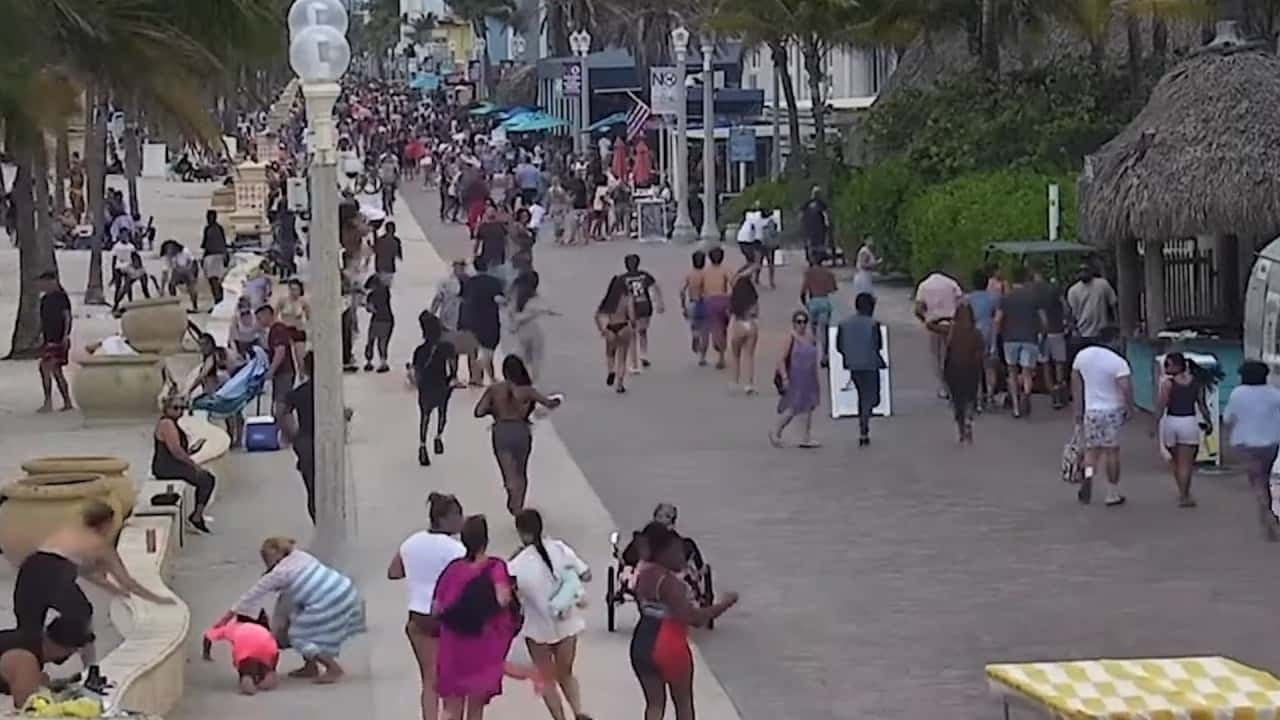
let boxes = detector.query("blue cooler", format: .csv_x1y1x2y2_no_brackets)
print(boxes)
244,415,280,452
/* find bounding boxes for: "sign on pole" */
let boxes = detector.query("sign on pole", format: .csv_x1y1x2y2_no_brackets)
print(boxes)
729,127,757,163
650,66,680,115
1048,183,1061,241
562,63,582,97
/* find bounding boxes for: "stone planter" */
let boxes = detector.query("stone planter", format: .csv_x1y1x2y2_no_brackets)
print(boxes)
120,296,187,354
0,473,118,566
21,456,137,518
74,354,164,426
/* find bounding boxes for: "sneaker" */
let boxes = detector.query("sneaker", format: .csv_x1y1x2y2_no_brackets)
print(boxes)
343,364,358,374
363,363,374,372
1105,494,1126,507
434,437,445,455
376,364,391,374
187,513,211,534
858,436,870,447
641,358,652,368
1077,479,1092,505
418,445,430,466
606,372,615,387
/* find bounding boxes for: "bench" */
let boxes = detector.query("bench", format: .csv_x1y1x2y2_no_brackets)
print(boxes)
132,479,193,547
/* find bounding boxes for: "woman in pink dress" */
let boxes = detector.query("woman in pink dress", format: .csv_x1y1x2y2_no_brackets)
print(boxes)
433,515,520,720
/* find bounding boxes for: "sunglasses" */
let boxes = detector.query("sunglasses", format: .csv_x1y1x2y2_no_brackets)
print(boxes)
793,317,809,325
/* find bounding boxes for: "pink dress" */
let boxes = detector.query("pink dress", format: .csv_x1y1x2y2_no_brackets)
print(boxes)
433,557,518,702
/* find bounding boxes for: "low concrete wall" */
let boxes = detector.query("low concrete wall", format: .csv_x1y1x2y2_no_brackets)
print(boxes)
101,515,189,717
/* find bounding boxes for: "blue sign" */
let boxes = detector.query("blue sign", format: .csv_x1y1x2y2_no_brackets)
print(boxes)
729,127,756,164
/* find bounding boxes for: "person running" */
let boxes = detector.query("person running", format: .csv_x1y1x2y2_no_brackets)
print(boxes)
914,270,963,400
411,312,457,466
944,303,984,444
799,253,837,368
852,237,878,298
509,272,556,382
1154,352,1217,508
473,204,509,286
800,186,831,264
152,395,218,532
727,255,761,395
836,293,885,447
770,310,822,448
1071,327,1132,507
679,251,709,366
14,500,172,693
373,221,403,289
995,267,1043,418
965,269,999,412
279,351,317,521
1224,361,1280,540
702,248,733,370
546,176,571,245
363,274,395,373
379,151,401,214
619,254,663,373
595,276,636,394
460,257,505,387
36,272,73,413
1032,269,1069,409
433,515,523,720
631,523,737,720
201,209,230,306
274,279,311,378
509,510,593,720
474,356,562,515
388,493,465,720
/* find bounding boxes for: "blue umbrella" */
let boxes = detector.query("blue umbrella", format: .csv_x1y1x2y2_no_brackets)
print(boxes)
501,111,567,133
584,111,628,133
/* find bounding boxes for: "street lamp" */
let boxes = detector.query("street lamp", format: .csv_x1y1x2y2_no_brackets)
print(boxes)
670,26,696,244
288,0,351,563
569,29,592,156
475,36,487,99
699,37,718,244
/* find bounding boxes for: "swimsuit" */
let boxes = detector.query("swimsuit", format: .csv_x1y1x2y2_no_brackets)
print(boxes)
629,572,692,684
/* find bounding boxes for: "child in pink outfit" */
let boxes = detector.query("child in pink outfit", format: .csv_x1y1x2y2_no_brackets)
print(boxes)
202,614,281,695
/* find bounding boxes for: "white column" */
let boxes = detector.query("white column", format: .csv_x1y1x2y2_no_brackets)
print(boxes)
580,57,591,156
301,81,350,560
771,66,782,180
671,48,696,244
699,41,718,244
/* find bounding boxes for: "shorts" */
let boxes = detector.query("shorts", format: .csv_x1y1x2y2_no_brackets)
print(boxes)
1041,333,1067,363
634,301,654,320
1161,415,1202,447
805,297,833,327
445,329,478,356
272,373,295,403
202,255,226,278
40,341,69,367
1003,341,1040,369
1082,409,1125,449
171,268,196,287
237,656,278,683
377,272,395,288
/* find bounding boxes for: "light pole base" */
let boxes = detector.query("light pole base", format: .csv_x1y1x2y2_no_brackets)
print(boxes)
699,226,721,245
672,219,697,245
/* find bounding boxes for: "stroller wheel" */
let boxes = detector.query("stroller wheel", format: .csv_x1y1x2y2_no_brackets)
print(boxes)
704,566,715,630
606,566,617,633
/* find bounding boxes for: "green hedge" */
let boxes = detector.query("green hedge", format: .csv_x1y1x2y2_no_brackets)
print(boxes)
832,158,922,273
721,180,790,225
901,169,1077,282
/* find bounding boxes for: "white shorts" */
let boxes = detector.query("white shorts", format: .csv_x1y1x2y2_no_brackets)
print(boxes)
1161,415,1201,447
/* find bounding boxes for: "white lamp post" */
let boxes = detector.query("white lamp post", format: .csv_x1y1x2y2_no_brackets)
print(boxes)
288,0,351,563
476,36,487,99
570,29,592,156
699,38,718,244
670,26,696,244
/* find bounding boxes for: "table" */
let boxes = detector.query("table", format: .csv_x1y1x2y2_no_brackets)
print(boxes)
987,656,1280,719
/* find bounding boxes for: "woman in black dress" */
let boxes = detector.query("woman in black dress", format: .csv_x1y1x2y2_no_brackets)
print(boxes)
410,311,456,467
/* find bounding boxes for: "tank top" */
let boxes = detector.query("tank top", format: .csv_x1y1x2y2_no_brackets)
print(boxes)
1167,379,1198,417
152,419,190,476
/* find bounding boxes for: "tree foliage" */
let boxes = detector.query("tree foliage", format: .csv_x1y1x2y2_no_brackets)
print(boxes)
833,159,923,273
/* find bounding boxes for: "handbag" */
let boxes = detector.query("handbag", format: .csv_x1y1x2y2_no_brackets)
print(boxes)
1061,426,1084,484
774,335,795,396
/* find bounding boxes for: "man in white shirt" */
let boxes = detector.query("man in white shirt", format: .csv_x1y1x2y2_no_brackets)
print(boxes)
913,271,964,398
1071,326,1133,507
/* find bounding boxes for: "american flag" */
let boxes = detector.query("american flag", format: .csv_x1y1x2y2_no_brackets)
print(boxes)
625,99,652,141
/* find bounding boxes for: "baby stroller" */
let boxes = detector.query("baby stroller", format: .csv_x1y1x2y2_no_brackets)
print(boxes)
604,504,715,632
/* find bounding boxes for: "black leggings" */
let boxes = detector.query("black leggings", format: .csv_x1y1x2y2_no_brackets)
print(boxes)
15,552,92,635
418,390,451,443
294,433,316,523
154,462,216,508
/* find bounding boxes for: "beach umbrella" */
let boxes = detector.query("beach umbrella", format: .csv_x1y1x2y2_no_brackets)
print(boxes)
611,138,627,179
633,140,653,186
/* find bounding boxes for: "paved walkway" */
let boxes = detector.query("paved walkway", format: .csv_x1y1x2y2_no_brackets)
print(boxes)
401,182,1280,720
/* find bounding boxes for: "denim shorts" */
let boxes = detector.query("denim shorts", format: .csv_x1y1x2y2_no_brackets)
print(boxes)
1041,333,1067,363
1003,341,1040,368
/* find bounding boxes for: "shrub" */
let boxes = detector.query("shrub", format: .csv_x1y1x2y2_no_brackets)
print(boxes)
901,169,1077,282
721,180,790,225
832,159,922,273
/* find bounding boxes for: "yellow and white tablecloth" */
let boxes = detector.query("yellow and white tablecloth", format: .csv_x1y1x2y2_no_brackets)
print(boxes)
987,656,1280,719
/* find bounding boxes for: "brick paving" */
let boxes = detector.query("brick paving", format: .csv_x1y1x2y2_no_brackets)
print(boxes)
405,185,1280,720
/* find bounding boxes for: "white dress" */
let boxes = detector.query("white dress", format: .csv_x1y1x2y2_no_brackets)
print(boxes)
509,539,589,645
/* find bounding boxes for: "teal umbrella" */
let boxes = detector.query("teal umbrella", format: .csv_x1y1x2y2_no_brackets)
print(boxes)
469,102,498,116
584,111,627,133
501,111,567,133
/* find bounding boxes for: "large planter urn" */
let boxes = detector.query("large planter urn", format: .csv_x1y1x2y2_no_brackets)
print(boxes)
0,473,119,566
74,354,165,426
120,296,187,354
21,456,137,518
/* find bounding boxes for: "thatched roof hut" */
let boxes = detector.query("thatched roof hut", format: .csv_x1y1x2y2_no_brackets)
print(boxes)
1079,48,1280,249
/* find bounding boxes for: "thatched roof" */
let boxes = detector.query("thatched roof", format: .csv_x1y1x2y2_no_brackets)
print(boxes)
1079,49,1280,248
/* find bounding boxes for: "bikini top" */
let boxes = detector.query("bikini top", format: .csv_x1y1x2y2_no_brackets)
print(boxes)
636,571,671,619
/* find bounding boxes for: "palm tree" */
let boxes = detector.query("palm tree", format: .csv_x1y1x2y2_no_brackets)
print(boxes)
449,0,519,95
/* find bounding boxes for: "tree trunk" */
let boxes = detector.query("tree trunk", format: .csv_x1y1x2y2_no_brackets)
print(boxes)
84,85,108,306
547,1,569,57
122,98,142,218
1152,17,1169,74
770,42,803,164
6,126,53,359
1125,6,1143,95
802,41,827,168
980,0,1000,75
32,138,56,267
53,130,69,218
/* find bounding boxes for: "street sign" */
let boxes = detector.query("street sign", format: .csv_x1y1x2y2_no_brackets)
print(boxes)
650,66,680,115
562,63,582,97
729,127,757,163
